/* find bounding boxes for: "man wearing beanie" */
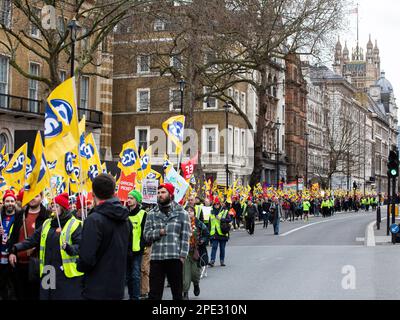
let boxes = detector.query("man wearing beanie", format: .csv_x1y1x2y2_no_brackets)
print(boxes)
10,193,83,300
77,174,131,300
126,189,148,300
8,191,50,300
144,183,191,300
0,190,19,299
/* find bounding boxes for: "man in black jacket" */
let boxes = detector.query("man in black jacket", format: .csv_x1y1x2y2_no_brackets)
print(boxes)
77,174,131,300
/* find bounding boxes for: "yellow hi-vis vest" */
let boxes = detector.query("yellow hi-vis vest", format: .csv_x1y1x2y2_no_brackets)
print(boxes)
39,217,83,278
128,209,146,252
210,210,228,237
303,201,311,212
195,205,203,220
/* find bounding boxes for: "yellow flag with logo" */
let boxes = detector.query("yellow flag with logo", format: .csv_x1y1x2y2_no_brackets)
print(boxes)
138,146,152,181
84,133,102,183
44,77,80,162
22,132,50,207
162,115,185,155
0,145,9,174
118,139,140,176
3,143,28,190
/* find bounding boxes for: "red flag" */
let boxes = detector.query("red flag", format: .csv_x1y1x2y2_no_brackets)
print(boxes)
181,152,198,180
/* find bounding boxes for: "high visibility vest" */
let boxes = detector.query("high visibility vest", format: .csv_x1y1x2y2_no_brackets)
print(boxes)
328,200,334,208
242,204,248,217
128,209,146,252
39,217,83,278
303,201,311,212
210,210,228,237
321,200,328,208
195,205,203,220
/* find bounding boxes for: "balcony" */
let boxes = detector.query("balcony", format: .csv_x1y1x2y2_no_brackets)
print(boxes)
0,93,103,128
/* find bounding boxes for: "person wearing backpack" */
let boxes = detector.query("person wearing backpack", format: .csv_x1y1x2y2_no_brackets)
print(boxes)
208,198,231,267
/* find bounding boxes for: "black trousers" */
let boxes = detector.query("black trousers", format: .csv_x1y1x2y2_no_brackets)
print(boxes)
14,264,40,300
149,259,183,300
0,264,16,300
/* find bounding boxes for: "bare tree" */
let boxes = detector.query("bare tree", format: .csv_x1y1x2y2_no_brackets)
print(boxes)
0,0,147,92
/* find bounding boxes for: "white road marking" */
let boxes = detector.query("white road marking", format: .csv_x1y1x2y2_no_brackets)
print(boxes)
279,214,371,237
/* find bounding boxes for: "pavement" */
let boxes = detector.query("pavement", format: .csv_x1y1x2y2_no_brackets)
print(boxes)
130,209,400,300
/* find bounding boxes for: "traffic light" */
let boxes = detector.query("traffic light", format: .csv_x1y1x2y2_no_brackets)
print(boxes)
387,149,399,177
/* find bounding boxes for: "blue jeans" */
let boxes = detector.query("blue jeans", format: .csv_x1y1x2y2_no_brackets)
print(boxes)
210,239,227,263
273,220,280,235
126,253,143,300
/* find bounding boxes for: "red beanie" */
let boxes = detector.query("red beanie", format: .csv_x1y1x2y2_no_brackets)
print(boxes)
17,189,24,202
214,197,220,205
54,193,70,210
158,183,175,197
76,195,87,210
3,190,16,202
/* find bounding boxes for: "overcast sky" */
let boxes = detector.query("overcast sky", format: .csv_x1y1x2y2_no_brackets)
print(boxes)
340,0,399,109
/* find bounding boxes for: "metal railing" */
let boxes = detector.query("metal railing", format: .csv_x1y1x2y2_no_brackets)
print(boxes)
0,93,103,126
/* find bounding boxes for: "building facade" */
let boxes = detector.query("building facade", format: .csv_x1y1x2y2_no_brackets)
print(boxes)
0,2,112,158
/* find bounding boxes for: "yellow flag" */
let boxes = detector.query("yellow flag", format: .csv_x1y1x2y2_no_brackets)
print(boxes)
44,77,80,162
0,145,9,173
138,146,152,180
3,143,27,190
118,139,140,176
22,132,50,207
84,133,102,182
162,115,185,155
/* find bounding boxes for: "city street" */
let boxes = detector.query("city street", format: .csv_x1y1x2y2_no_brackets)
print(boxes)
161,209,400,300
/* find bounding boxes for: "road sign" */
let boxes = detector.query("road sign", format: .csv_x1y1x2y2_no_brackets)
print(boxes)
390,224,399,234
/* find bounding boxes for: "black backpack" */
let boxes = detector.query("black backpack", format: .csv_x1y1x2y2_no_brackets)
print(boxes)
220,219,231,234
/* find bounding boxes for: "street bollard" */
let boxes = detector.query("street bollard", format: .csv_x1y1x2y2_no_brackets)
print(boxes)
377,206,381,230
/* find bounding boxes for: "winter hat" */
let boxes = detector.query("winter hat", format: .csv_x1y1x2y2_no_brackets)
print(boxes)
17,189,24,202
158,183,175,197
3,190,16,202
54,193,70,210
76,195,87,210
128,189,143,204
213,197,221,205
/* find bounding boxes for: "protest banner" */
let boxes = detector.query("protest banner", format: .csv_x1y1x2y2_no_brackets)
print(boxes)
142,179,159,204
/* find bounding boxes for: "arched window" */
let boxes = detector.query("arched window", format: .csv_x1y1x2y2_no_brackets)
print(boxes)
268,73,272,96
0,133,7,152
273,76,278,97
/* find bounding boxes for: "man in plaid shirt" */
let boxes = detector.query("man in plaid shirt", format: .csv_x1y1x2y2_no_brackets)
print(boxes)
144,183,191,300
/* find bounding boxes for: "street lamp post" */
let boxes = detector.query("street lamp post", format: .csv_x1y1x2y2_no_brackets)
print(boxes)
224,102,230,187
67,17,80,78
178,77,186,115
275,118,281,189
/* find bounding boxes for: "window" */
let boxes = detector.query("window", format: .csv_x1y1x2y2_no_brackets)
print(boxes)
57,16,66,40
241,130,246,156
228,126,233,155
80,76,89,109
170,89,181,111
60,70,67,83
101,37,109,53
28,63,40,112
240,92,246,112
203,126,218,154
170,55,182,70
0,55,9,108
0,0,11,27
30,7,41,38
234,128,240,156
136,127,150,151
154,19,166,31
81,27,89,51
234,90,239,105
0,133,7,152
137,89,150,112
203,87,217,109
137,55,150,73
